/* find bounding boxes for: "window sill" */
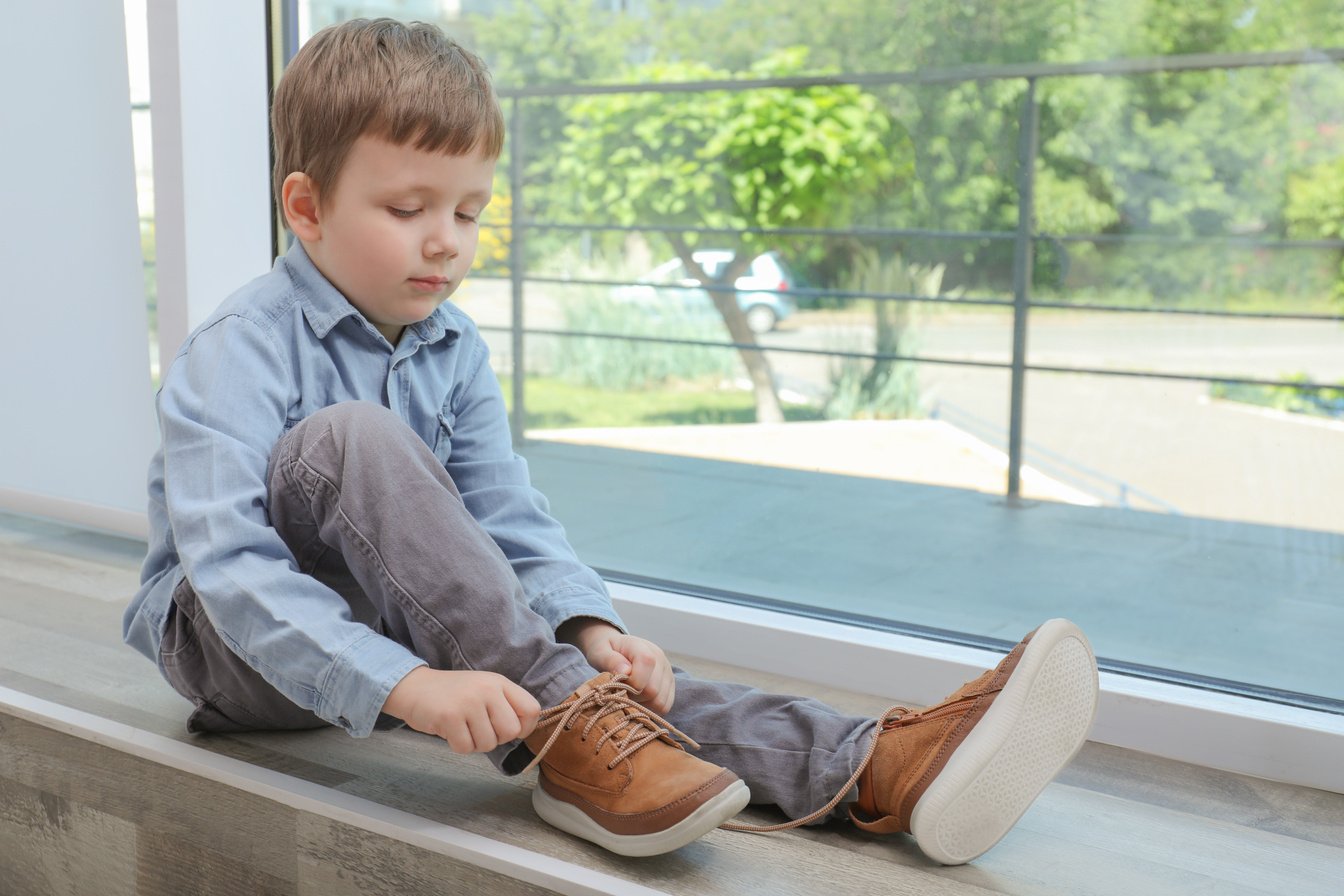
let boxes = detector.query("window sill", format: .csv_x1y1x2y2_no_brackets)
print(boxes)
610,581,1344,794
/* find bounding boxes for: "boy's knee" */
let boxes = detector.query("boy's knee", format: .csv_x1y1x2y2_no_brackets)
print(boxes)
310,400,401,435
285,401,417,461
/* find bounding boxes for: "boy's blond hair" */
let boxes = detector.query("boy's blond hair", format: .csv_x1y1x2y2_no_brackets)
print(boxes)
271,18,505,211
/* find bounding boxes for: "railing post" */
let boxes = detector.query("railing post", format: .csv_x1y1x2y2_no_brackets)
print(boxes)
508,97,527,445
1007,76,1040,501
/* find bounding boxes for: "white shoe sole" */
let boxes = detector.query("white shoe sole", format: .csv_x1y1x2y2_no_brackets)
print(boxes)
532,777,751,857
910,618,1099,865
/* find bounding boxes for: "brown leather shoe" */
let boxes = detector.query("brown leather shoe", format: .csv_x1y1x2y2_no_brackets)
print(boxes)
522,672,750,856
850,618,1098,864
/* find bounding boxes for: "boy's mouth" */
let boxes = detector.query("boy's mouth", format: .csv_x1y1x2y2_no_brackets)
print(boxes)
408,276,450,292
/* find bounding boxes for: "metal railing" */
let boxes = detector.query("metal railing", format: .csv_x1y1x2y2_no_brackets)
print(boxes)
485,47,1344,506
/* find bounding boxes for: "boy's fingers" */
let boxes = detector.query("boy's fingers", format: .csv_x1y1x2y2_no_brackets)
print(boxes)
627,650,656,692
504,682,541,739
441,718,474,754
595,643,632,676
486,692,523,744
462,704,498,753
657,666,675,711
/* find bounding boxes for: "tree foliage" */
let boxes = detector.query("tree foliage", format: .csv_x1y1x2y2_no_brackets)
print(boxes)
553,49,911,421
464,0,1344,314
556,50,908,241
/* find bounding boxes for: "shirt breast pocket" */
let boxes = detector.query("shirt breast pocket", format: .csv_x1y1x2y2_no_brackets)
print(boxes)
431,411,456,464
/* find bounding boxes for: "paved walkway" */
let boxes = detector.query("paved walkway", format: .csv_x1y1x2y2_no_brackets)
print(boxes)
530,419,1097,505
519,427,1343,709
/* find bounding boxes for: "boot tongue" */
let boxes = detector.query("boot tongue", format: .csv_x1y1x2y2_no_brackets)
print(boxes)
580,673,661,744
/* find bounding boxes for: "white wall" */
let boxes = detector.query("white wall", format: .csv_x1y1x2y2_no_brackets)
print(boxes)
0,0,158,536
0,1,272,538
148,0,273,368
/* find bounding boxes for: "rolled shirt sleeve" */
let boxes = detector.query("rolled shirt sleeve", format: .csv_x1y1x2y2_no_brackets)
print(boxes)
157,314,423,737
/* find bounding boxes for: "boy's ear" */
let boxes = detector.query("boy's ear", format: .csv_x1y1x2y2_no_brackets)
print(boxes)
281,172,322,241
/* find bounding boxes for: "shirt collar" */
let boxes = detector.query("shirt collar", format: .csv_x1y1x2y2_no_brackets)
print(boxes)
281,240,461,344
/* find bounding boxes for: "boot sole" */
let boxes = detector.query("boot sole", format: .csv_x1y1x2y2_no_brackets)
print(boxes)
910,618,1099,865
532,777,751,857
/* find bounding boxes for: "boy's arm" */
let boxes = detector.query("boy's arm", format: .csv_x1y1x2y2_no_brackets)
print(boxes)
158,315,424,737
442,336,627,638
442,358,677,712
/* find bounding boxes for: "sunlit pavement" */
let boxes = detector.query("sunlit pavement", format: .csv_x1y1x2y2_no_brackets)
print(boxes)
456,277,1342,534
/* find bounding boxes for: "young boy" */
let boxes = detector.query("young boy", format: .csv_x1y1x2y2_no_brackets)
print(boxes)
124,17,1099,864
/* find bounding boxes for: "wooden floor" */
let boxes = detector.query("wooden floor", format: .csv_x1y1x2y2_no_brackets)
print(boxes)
1,511,1341,895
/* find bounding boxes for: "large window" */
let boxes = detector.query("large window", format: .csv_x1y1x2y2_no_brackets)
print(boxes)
278,1,1344,714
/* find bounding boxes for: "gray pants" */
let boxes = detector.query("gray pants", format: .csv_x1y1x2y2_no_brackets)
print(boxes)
161,401,874,820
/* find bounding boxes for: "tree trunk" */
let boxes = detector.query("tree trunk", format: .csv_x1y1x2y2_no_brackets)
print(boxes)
668,237,785,424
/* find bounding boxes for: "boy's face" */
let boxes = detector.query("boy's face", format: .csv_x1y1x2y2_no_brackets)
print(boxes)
286,135,496,344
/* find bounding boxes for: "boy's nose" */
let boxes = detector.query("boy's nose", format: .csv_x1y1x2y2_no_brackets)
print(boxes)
424,216,459,258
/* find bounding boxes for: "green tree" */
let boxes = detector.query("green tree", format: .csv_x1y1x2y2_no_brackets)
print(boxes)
555,49,912,422
464,0,1344,311
466,0,650,247
644,0,1344,300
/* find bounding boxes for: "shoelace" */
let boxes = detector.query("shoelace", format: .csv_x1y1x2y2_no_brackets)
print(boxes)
521,674,700,774
723,669,1001,833
721,705,913,833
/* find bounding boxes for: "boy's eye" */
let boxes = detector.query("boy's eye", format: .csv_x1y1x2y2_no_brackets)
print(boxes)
456,210,479,223
388,207,419,218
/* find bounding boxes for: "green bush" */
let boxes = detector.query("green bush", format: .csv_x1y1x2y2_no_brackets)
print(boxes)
549,288,741,391
1285,156,1344,305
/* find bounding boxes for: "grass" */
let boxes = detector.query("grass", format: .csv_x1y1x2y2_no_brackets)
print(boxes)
501,376,822,429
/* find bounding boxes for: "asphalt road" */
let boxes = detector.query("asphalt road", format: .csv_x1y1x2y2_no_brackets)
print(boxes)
457,281,1342,533
762,309,1344,533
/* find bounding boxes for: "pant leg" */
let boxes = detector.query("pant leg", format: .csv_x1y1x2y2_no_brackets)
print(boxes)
162,401,597,761
665,671,876,822
265,402,595,709
160,576,332,733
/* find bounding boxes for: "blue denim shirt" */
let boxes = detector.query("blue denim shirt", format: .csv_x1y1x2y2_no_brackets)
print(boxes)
124,241,624,737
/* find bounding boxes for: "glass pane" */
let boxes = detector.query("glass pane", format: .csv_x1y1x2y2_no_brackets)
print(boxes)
289,2,1344,713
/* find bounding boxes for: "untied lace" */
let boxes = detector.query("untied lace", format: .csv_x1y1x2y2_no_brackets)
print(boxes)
721,704,914,833
723,663,999,832
521,674,700,775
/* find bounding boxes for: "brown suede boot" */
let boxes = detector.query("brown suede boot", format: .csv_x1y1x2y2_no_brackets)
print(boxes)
849,618,1098,864
522,672,750,856
721,618,1097,866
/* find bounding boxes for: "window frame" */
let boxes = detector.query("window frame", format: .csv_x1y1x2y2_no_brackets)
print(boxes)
128,0,1344,797
612,582,1344,793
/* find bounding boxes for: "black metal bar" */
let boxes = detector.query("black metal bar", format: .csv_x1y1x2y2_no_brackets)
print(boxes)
512,220,1017,242
471,272,1344,322
1048,232,1344,250
1007,78,1040,500
478,324,1341,393
1018,300,1343,322
495,218,1344,251
508,98,526,443
497,47,1344,98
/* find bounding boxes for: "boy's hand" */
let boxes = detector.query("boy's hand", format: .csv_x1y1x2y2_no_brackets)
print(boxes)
558,619,675,715
382,667,540,754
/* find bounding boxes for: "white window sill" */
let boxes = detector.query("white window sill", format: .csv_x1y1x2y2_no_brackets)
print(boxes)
610,582,1344,794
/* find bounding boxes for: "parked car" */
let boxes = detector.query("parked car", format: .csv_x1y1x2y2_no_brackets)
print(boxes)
612,250,798,334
